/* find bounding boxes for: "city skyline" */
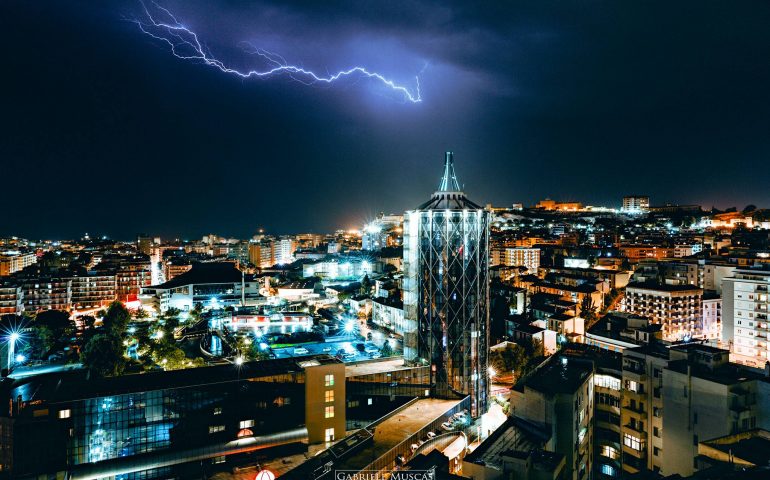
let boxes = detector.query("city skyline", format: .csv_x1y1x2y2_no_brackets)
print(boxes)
3,0,770,239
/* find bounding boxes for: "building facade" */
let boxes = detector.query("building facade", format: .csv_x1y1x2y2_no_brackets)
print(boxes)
722,267,770,366
624,282,704,342
403,152,490,417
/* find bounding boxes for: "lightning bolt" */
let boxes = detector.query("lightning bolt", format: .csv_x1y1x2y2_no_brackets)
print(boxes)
132,2,422,103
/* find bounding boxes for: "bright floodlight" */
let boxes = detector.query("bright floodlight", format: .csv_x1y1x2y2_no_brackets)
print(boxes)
235,356,244,366
9,332,20,342
487,366,496,377
15,354,25,363
344,321,354,333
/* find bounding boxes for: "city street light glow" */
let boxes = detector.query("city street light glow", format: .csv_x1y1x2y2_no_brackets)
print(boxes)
344,321,354,333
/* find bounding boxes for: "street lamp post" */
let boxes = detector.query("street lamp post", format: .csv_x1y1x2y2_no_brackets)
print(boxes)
7,332,20,371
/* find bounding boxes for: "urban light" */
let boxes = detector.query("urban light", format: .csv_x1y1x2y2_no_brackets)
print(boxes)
487,366,496,377
344,320,355,333
6,331,22,370
235,356,244,365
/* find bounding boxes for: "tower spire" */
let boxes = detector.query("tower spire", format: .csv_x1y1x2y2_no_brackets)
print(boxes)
438,151,462,192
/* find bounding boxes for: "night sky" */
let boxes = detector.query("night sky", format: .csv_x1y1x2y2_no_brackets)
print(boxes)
3,1,770,240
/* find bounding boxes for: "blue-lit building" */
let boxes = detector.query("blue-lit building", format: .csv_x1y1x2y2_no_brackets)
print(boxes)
1,356,345,479
402,152,490,417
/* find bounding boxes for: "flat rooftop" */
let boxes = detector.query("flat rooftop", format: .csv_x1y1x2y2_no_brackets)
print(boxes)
518,354,593,395
345,358,411,377
334,398,461,472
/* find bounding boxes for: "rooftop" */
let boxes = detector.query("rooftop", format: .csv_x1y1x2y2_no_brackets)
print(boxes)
626,281,703,292
517,354,593,395
6,354,342,405
149,262,247,289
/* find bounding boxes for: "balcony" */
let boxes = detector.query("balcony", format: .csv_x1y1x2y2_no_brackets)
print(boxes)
624,403,646,415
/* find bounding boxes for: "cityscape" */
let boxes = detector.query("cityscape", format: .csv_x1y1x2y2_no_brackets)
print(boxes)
3,2,770,480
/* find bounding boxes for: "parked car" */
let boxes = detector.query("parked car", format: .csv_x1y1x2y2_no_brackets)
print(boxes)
293,347,309,355
426,431,437,439
410,443,420,452
441,422,454,431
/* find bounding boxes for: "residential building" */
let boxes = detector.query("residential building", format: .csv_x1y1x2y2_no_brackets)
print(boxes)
0,282,23,316
0,253,37,277
624,282,704,341
619,343,669,475
510,354,594,480
371,296,410,336
622,196,650,214
661,344,764,477
503,247,540,274
722,267,770,367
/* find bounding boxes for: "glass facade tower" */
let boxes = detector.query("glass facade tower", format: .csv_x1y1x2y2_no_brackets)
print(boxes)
403,152,490,417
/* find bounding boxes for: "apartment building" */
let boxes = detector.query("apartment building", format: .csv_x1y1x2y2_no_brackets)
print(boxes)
0,282,23,316
0,252,37,276
722,267,770,367
619,344,669,475
624,282,704,342
511,354,594,480
661,344,767,477
502,247,540,274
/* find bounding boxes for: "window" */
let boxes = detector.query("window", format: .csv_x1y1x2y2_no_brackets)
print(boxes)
653,407,661,417
213,407,222,415
624,433,641,451
59,409,71,419
240,419,255,429
325,390,334,403
625,380,638,393
325,374,334,387
654,447,660,456
212,456,226,464
601,445,619,460
600,464,616,477
325,427,335,442
325,406,334,418
653,427,660,437
209,425,225,434
368,398,373,405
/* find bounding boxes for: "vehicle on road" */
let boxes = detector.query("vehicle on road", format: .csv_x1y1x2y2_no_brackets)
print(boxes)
441,422,454,431
293,347,309,355
426,431,437,439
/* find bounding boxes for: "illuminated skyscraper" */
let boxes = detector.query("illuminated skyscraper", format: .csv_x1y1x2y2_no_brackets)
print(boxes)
403,152,490,416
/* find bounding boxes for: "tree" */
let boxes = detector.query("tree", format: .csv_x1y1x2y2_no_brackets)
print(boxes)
102,301,131,336
743,204,758,214
360,275,372,295
81,334,126,377
383,263,398,275
381,340,393,357
35,310,73,347
580,296,598,326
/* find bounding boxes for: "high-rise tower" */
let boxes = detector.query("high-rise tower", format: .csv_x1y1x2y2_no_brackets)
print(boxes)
402,152,490,417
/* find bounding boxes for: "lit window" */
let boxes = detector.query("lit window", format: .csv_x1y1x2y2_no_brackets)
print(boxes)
213,407,222,415
623,433,641,451
601,464,616,477
325,406,334,418
209,425,225,434
59,409,71,419
212,455,226,464
325,374,334,387
368,398,373,406
239,419,255,429
325,390,334,403
601,445,619,460
325,427,335,442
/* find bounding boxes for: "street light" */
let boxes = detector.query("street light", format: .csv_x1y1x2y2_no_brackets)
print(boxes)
6,331,21,370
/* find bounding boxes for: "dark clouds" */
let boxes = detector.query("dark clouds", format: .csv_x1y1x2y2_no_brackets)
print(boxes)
2,0,770,240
